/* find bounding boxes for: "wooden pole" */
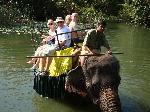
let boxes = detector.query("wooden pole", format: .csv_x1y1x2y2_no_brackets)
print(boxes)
26,52,124,58
53,27,91,36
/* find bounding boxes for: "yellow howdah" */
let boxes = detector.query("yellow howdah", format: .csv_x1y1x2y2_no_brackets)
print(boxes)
49,47,74,77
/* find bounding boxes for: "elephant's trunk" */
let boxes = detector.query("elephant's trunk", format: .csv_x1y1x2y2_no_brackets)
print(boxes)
99,87,121,112
83,54,122,111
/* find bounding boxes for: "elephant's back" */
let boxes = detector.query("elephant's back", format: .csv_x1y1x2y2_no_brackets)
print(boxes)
83,54,121,88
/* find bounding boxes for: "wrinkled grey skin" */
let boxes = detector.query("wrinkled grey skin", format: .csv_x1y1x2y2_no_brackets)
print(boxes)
65,54,122,112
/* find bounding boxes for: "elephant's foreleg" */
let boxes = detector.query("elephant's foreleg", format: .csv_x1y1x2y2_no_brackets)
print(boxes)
99,87,122,112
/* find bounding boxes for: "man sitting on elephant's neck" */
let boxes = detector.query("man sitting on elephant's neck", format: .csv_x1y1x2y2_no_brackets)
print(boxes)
80,20,112,66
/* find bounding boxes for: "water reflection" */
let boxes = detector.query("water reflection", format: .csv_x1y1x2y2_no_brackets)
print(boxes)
107,23,150,112
33,94,99,112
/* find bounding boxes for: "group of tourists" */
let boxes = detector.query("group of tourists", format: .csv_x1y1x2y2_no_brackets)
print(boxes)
27,12,112,75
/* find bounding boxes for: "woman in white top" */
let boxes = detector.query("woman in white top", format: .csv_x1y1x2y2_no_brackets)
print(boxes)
27,19,56,68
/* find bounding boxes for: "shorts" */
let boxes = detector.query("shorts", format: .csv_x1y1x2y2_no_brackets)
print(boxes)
39,44,58,56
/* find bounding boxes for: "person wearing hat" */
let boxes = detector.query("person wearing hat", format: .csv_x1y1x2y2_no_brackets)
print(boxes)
54,17,71,48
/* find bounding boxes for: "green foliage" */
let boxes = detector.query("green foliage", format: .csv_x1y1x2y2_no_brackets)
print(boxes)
119,3,133,22
55,0,76,14
75,0,123,16
96,0,123,16
0,0,150,28
119,0,150,27
131,0,150,27
0,5,24,27
78,6,104,24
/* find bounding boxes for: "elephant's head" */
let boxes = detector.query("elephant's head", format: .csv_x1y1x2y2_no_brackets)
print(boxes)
65,54,122,112
82,54,122,112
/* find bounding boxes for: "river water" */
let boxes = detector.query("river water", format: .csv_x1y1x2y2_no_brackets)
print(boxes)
0,23,150,112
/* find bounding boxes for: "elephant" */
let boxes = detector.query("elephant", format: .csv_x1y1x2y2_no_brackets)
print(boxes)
65,54,122,112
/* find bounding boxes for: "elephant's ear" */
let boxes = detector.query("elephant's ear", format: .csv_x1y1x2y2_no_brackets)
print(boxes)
66,66,85,87
65,66,87,96
67,66,83,77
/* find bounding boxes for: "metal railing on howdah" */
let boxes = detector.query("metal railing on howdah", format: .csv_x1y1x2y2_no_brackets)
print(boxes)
33,72,66,98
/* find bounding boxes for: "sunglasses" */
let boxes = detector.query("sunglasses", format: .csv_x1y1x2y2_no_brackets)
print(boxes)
49,23,54,25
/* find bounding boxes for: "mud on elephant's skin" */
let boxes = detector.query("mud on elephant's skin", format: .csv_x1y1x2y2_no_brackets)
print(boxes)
66,54,122,112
